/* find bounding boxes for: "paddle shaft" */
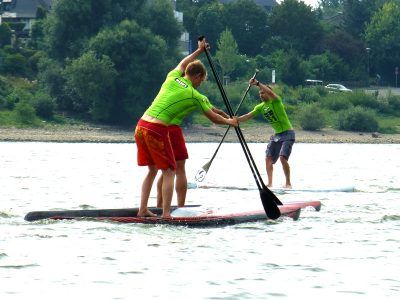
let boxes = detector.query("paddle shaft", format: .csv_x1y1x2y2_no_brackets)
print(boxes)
201,70,258,172
201,38,282,217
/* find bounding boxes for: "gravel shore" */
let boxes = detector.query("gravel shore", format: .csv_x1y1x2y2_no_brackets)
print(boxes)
1,124,399,144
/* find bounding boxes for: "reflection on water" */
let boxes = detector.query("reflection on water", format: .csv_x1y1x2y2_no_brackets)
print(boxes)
0,142,399,299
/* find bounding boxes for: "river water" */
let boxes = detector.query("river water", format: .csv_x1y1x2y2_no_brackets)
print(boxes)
0,142,399,299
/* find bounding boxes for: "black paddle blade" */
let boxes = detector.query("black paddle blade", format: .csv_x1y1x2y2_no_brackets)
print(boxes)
260,190,281,220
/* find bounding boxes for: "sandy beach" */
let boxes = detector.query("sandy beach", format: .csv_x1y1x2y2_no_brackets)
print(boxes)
0,124,399,144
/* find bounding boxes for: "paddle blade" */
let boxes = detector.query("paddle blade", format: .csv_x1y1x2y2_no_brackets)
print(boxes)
260,190,281,220
195,168,207,182
195,161,212,182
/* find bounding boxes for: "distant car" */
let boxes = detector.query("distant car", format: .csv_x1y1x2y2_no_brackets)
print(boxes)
325,84,352,93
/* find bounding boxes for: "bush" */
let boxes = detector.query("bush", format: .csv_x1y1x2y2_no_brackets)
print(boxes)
297,87,321,103
298,103,326,131
15,101,36,124
321,93,352,111
336,106,378,132
33,92,55,119
388,95,400,115
347,91,380,110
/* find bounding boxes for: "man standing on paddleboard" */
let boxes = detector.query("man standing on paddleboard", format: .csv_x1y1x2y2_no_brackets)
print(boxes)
238,79,295,189
134,39,238,218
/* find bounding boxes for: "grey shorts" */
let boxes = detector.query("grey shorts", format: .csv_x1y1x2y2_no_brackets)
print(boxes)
266,130,295,164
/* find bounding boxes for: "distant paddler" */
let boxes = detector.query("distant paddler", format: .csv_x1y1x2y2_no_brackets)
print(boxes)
238,79,295,189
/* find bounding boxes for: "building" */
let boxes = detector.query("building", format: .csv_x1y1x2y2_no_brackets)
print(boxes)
0,0,52,36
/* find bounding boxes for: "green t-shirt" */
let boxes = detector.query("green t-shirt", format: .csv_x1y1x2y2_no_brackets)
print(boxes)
145,69,213,125
251,97,292,133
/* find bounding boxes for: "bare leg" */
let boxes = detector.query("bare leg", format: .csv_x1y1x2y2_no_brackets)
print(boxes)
266,157,273,187
161,168,175,218
138,166,158,217
156,173,162,208
280,156,292,188
175,160,187,207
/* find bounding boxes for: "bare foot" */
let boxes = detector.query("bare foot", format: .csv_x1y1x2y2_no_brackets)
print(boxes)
161,214,172,219
137,209,157,217
282,184,292,189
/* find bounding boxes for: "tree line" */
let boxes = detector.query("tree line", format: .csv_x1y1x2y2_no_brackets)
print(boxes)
0,0,399,127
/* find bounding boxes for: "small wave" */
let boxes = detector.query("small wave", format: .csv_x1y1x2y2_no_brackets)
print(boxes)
0,253,8,259
0,211,18,218
0,264,39,269
381,215,400,221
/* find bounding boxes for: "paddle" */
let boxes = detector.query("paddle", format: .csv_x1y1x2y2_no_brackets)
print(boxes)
195,69,259,182
199,36,282,219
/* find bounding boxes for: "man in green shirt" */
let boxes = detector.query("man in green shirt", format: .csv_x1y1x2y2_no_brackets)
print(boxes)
135,39,238,218
238,79,295,188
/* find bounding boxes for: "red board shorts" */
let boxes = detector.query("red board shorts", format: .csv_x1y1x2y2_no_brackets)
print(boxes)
168,125,188,161
134,119,176,170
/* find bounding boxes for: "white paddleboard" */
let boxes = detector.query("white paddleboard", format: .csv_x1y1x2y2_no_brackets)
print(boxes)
188,182,355,193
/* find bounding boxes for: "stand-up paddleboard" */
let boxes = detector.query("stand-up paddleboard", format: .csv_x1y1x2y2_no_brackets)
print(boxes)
188,182,355,193
24,201,321,227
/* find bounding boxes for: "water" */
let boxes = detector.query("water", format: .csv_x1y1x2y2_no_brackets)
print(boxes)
1,142,399,299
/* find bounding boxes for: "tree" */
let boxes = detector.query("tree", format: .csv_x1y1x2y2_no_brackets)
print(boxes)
343,0,379,39
88,20,171,123
215,29,241,79
365,1,400,84
0,23,12,47
307,51,350,81
64,51,117,121
142,0,182,55
267,49,308,86
195,3,225,51
268,0,323,56
222,0,269,56
43,0,147,61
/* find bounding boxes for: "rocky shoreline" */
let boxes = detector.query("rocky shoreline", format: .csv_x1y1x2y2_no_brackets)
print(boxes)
1,124,399,144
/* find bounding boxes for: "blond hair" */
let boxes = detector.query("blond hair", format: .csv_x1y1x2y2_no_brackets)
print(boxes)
185,60,207,79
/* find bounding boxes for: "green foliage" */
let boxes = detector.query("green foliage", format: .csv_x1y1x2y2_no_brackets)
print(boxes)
268,0,323,55
267,49,308,86
298,103,326,131
387,94,400,115
365,1,400,85
321,93,352,111
7,22,25,32
216,29,241,77
296,87,321,103
33,91,55,119
336,106,379,132
307,51,350,81
64,51,117,121
88,19,171,123
222,0,269,56
346,91,380,110
0,23,12,46
1,53,31,77
14,101,37,125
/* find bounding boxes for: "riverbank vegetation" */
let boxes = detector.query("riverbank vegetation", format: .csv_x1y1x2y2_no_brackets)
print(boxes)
1,0,399,134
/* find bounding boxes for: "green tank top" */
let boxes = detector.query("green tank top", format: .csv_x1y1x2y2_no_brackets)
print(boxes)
145,69,213,125
251,97,292,133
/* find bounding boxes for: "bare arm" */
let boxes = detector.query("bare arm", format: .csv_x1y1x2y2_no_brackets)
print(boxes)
211,107,230,119
176,39,206,73
204,109,238,127
249,78,279,101
237,111,255,123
